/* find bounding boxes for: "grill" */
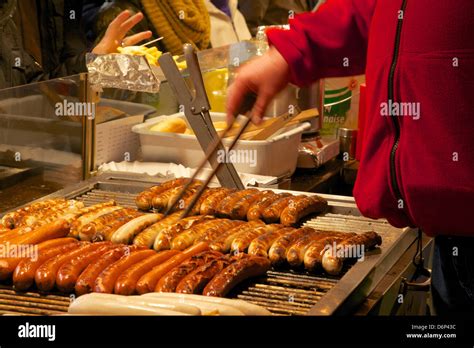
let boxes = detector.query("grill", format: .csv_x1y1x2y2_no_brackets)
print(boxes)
0,173,417,316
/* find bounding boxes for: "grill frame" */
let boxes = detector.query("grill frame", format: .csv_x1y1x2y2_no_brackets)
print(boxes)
0,172,417,315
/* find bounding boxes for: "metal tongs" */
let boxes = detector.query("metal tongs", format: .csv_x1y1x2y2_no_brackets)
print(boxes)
159,44,257,218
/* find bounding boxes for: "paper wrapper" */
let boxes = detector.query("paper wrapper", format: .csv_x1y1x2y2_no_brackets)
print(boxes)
86,53,160,93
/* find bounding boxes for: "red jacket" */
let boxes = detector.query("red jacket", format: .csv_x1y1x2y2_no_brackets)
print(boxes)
267,0,474,237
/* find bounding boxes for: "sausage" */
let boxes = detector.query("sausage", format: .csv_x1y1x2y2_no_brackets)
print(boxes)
203,255,271,297
261,195,303,223
268,227,315,266
13,241,80,291
209,221,264,253
199,188,237,216
280,195,328,226
8,219,71,245
114,250,179,295
35,242,108,292
153,215,214,251
80,208,142,241
230,224,283,254
110,214,163,245
68,293,196,315
143,292,270,315
94,249,156,294
135,178,188,211
286,230,350,268
170,219,231,251
69,205,122,239
152,180,202,212
194,220,244,245
303,236,348,271
215,189,259,218
133,212,182,248
91,210,144,242
1,199,66,229
75,246,140,296
246,193,291,221
176,255,235,294
167,182,203,213
189,187,223,215
155,251,223,293
230,190,272,220
136,242,210,294
0,238,77,281
56,243,116,293
321,231,382,275
20,200,84,229
248,227,295,258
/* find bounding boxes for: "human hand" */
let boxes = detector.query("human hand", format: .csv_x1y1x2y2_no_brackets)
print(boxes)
92,10,152,55
226,47,290,124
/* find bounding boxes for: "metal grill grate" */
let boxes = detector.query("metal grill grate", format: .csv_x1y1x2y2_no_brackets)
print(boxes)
0,286,70,315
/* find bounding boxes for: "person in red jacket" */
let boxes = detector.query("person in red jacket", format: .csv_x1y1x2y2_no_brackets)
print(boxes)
227,0,474,313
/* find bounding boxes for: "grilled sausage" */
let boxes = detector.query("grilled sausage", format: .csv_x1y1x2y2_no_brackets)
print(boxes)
1,199,66,229
114,250,179,295
75,246,138,296
170,219,232,251
199,188,236,216
56,243,115,293
321,232,382,275
203,255,271,297
91,211,144,242
69,205,122,239
9,219,71,245
136,242,209,294
13,241,80,291
189,187,222,215
110,214,163,245
268,227,314,266
94,249,156,294
152,180,202,212
286,230,348,267
153,215,214,251
230,224,283,254
133,212,182,248
280,195,328,226
303,236,348,271
35,242,108,292
246,193,291,221
209,221,264,253
261,195,301,223
80,208,142,241
215,189,259,218
135,178,188,211
1,238,76,282
176,255,235,294
16,199,76,229
155,251,223,292
194,220,244,245
230,190,271,220
248,227,295,258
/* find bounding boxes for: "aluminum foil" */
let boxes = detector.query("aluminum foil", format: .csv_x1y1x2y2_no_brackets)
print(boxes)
86,53,161,93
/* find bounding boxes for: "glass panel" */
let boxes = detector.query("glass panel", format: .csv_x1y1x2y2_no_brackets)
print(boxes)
0,74,86,212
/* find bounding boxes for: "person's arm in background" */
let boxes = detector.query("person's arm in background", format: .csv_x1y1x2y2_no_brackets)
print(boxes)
227,0,376,123
237,0,270,36
39,0,151,80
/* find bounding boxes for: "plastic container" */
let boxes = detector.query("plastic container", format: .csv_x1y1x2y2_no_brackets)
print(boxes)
132,113,310,177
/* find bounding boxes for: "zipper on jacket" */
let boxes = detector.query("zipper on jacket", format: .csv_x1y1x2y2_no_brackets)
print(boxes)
387,0,408,204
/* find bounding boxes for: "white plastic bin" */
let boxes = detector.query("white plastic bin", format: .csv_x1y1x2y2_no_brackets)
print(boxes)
132,113,310,177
